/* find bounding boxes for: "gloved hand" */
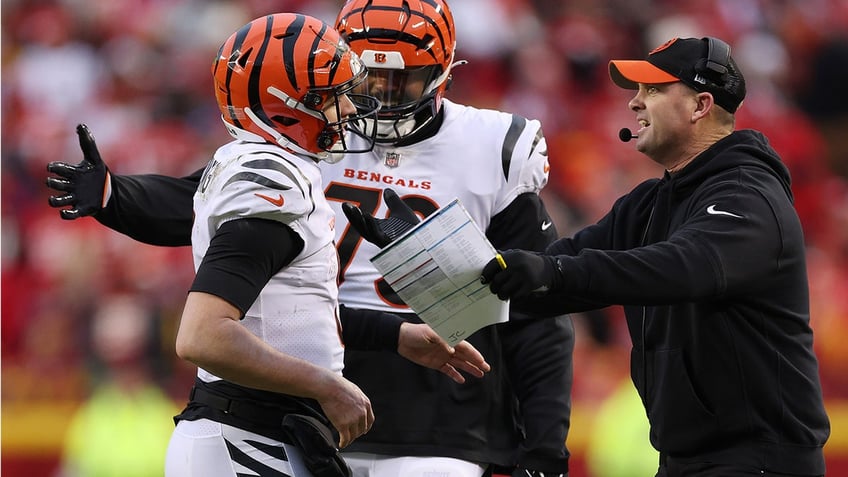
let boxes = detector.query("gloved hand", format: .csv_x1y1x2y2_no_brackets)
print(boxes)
46,123,110,220
480,249,563,300
511,469,566,477
281,414,352,477
341,188,420,248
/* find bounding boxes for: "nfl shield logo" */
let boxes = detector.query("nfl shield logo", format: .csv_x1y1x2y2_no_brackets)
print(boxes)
384,152,401,168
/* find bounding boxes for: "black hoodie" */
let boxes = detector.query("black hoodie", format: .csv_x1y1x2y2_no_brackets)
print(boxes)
523,129,830,473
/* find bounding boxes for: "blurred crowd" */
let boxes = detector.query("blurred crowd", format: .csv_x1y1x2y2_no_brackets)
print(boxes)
2,0,847,474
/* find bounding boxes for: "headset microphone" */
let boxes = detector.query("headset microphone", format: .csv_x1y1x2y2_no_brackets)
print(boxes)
619,128,638,142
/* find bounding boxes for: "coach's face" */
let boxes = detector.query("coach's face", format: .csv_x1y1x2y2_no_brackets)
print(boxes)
629,81,700,170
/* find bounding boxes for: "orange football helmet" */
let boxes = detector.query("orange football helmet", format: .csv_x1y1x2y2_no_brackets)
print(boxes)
335,0,460,143
212,13,381,160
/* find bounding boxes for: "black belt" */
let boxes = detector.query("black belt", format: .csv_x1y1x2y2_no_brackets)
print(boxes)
190,385,290,427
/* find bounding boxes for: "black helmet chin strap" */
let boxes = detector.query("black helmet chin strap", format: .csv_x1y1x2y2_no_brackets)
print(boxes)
392,107,445,147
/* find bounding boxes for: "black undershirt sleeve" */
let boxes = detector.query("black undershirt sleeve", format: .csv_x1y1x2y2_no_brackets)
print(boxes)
339,305,404,351
94,168,203,246
187,216,405,350
190,218,303,315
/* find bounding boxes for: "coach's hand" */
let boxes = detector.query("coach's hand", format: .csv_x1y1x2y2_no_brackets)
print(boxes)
46,123,110,220
480,250,563,300
342,188,420,248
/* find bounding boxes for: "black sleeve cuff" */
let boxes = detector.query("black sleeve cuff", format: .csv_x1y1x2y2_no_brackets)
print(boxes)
339,305,404,352
95,172,200,246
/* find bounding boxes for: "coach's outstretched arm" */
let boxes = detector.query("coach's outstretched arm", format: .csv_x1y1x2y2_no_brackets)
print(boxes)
46,123,199,246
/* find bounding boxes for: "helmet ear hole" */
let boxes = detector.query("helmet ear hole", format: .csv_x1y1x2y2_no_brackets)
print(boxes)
271,115,299,127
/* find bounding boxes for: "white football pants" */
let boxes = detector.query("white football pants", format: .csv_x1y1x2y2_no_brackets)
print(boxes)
342,451,487,477
165,418,313,477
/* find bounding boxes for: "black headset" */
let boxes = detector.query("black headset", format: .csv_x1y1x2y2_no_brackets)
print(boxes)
695,37,731,85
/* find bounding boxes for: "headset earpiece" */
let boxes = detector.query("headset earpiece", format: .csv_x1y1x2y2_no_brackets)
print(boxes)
695,37,731,85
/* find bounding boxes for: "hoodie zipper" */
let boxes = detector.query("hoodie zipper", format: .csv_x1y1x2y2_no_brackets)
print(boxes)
640,192,657,407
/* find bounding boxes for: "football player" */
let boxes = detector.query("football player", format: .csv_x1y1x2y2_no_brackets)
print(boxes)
167,14,376,476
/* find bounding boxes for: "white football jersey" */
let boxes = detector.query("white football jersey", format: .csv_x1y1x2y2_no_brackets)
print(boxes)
192,140,344,382
320,99,549,312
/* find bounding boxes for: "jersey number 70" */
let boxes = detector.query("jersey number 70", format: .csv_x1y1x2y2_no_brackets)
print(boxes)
324,182,439,308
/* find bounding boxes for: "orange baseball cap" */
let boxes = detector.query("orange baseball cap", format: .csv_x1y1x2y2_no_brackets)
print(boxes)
609,37,746,113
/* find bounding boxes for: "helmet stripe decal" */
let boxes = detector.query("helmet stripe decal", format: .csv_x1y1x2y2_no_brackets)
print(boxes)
338,5,449,64
307,21,341,88
247,15,276,131
501,115,527,182
220,22,253,130
420,0,454,42
281,14,306,91
349,27,437,53
307,21,323,87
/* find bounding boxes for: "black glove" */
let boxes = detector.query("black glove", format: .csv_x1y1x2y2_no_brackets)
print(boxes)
511,469,567,477
281,414,352,477
341,188,420,248
480,249,563,300
46,123,110,220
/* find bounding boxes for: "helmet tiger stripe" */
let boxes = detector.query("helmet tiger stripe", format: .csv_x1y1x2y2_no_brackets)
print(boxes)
212,13,380,158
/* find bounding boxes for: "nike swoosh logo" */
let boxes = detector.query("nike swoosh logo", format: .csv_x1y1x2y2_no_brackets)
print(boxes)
706,204,742,218
541,220,553,231
255,193,285,207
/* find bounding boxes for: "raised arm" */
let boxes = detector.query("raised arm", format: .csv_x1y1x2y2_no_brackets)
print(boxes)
46,124,199,246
